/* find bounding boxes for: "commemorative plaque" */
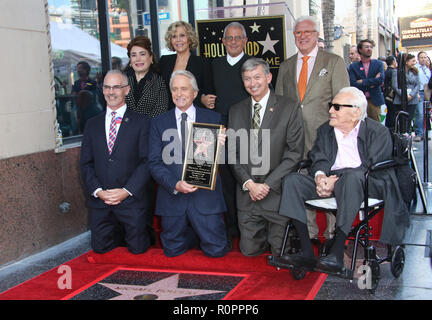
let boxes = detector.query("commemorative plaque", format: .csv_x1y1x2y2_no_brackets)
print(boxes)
181,122,224,190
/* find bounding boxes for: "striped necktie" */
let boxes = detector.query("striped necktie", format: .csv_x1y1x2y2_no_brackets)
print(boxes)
253,102,261,137
108,111,120,154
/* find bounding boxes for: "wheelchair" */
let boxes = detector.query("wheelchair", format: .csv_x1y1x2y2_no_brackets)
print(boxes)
267,159,406,294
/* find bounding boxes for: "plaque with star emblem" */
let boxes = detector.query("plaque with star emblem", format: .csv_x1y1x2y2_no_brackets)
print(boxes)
182,122,224,190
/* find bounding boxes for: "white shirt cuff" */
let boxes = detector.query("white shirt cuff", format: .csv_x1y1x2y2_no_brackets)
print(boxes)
93,188,102,198
123,188,132,196
242,179,252,191
315,171,326,178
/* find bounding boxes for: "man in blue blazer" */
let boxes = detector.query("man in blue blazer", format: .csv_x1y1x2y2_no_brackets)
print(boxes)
80,70,152,254
348,39,385,122
149,70,229,258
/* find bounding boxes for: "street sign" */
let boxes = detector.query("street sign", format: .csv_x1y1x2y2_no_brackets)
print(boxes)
144,12,170,25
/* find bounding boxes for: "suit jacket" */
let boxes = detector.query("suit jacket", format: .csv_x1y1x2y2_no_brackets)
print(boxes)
275,49,349,156
80,109,151,209
159,53,213,109
148,107,227,217
348,59,385,106
309,118,409,245
228,91,304,213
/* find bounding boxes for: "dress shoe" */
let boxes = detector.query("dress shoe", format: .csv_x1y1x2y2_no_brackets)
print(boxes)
316,253,345,274
269,252,317,271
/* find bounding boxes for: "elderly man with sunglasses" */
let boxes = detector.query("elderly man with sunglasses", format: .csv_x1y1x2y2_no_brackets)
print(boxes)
271,87,409,274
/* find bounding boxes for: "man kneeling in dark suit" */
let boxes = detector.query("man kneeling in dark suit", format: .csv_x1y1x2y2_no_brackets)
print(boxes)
148,70,229,258
80,70,152,254
272,87,409,274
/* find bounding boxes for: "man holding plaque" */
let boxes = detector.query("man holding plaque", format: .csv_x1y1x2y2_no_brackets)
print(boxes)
148,70,229,258
228,58,304,256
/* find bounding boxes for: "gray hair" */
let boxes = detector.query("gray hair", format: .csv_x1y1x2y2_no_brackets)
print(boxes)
337,87,367,120
294,15,320,33
241,57,270,76
169,70,199,92
223,22,247,39
104,69,128,86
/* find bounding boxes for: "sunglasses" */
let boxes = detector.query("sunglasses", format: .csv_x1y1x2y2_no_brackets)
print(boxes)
328,103,356,111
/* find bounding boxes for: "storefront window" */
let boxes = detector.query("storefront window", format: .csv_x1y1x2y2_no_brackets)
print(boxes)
48,0,139,143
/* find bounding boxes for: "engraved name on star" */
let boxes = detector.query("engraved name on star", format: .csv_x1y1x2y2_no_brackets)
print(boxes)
258,33,279,55
99,274,225,300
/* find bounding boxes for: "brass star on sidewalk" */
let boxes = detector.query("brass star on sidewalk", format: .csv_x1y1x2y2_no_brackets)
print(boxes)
99,274,225,300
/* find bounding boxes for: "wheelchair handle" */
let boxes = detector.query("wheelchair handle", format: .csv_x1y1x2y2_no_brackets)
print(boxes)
367,159,398,173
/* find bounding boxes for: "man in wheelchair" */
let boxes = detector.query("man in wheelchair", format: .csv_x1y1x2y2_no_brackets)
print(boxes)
271,87,410,275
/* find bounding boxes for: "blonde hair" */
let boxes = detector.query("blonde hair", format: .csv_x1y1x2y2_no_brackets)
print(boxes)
165,21,199,51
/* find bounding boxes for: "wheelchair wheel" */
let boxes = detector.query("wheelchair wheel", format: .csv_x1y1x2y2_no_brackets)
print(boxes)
390,246,405,278
364,259,380,294
290,268,307,280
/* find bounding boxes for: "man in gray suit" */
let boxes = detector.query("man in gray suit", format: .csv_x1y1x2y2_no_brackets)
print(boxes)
275,16,349,242
228,58,304,256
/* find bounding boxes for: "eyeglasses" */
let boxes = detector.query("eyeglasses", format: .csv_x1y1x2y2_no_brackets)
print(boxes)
224,36,244,42
328,103,356,111
293,30,316,37
103,85,128,91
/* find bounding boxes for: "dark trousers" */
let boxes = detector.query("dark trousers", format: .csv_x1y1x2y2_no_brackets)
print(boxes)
159,202,229,258
89,207,151,254
219,163,240,238
279,169,382,237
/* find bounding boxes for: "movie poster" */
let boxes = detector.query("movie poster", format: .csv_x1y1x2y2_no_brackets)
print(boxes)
196,16,286,86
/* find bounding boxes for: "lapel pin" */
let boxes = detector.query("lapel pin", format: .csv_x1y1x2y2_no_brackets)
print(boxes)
124,117,129,122
269,107,274,112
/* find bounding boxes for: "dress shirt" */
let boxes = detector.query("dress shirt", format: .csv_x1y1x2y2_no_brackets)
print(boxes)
416,63,431,90
315,120,362,178
227,52,245,66
360,58,371,98
93,104,131,198
331,120,362,171
105,104,127,146
296,45,319,83
175,104,196,141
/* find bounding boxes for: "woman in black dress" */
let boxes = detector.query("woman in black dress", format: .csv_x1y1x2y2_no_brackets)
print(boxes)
160,21,215,109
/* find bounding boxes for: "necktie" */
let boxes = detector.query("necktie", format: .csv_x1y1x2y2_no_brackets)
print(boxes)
298,56,310,102
181,112,188,157
253,102,261,137
108,111,119,154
